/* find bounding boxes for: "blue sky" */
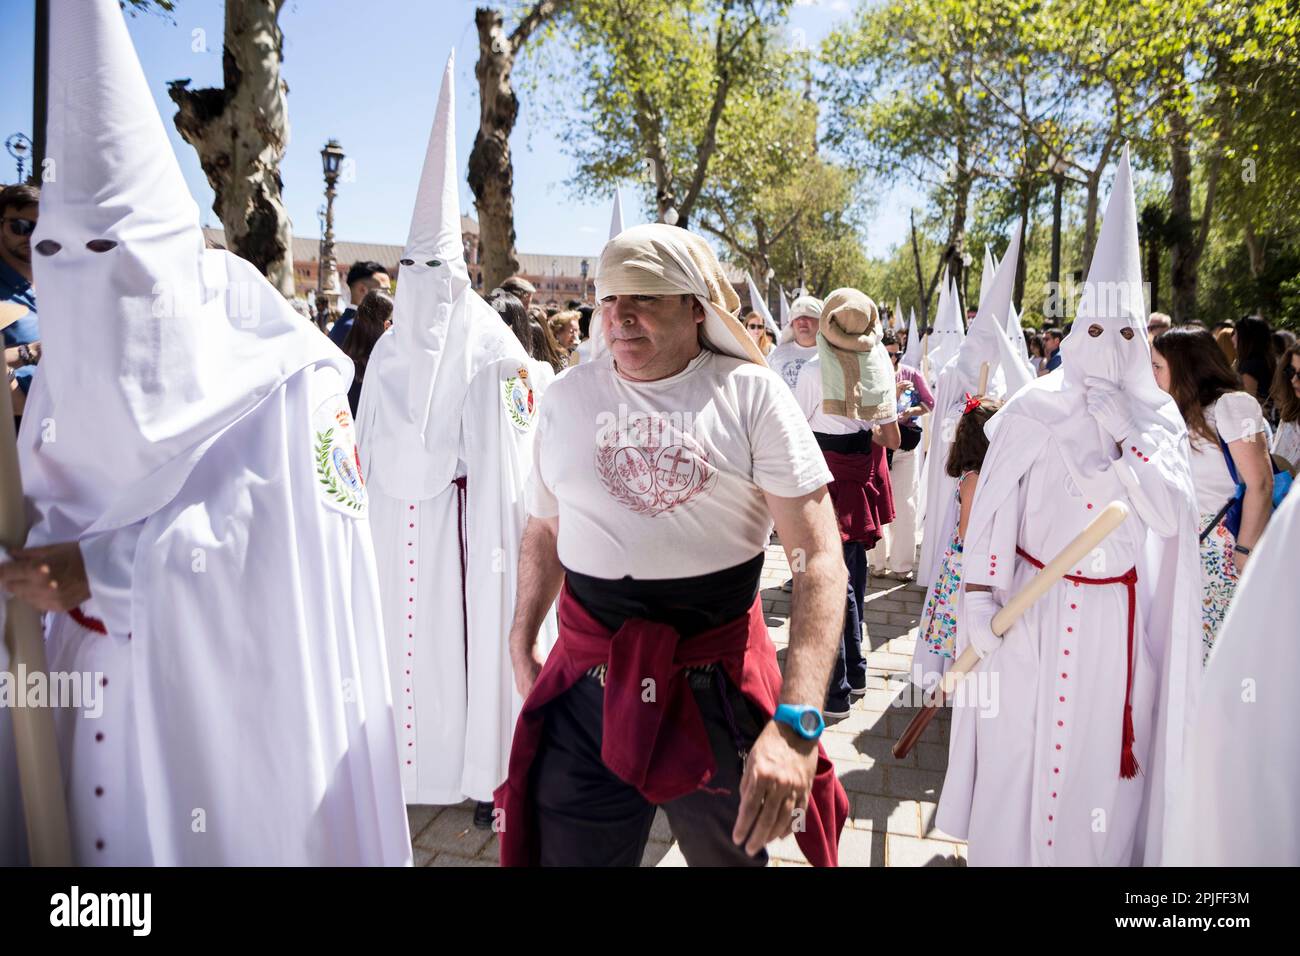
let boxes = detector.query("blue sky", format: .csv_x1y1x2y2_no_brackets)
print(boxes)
0,0,918,260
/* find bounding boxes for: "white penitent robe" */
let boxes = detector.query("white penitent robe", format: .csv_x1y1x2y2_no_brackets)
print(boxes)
1164,489,1300,865
361,357,556,804
12,365,412,866
936,413,1197,866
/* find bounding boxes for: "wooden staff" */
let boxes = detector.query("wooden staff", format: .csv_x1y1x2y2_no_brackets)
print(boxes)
893,500,1130,759
976,361,989,396
0,379,74,865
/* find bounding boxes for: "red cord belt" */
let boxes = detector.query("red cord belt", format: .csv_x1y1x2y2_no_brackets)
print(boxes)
1015,547,1141,780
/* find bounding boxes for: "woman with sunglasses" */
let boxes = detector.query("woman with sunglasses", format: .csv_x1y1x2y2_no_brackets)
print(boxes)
1271,344,1300,474
743,310,774,357
1,183,41,417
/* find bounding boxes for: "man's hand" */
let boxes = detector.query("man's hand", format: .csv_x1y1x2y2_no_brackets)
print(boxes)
509,633,545,698
732,719,818,856
1085,377,1136,443
0,541,91,612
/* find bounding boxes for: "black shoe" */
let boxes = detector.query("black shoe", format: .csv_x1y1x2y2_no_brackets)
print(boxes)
824,698,852,719
473,800,495,830
849,683,868,698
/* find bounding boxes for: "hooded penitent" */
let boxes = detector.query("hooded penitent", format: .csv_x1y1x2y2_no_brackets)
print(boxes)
358,52,525,503
916,223,1030,590
816,288,896,422
1164,489,1300,865
8,0,410,865
979,245,995,308
935,147,1201,865
778,285,791,329
592,223,765,366
355,53,554,805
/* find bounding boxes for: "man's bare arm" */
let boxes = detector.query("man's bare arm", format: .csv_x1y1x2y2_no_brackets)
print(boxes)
730,485,845,855
768,486,846,707
872,420,901,450
507,515,564,696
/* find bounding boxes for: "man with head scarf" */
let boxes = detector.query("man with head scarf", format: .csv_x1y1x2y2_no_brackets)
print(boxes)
0,0,410,865
766,294,823,392
936,149,1202,866
495,223,849,866
792,290,901,719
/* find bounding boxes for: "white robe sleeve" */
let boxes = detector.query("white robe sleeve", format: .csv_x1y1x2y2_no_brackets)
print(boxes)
1109,429,1191,538
78,522,144,636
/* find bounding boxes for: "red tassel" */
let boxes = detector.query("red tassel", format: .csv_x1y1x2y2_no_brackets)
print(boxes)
1120,704,1141,779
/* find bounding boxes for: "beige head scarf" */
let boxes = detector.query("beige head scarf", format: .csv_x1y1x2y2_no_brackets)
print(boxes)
820,288,881,352
592,223,765,365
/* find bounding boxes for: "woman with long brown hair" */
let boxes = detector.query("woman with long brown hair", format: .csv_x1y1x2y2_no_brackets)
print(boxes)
341,288,393,415
1152,326,1273,663
1234,315,1275,404
1271,344,1300,474
527,304,567,372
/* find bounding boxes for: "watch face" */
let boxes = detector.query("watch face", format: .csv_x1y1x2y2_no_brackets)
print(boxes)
798,710,820,734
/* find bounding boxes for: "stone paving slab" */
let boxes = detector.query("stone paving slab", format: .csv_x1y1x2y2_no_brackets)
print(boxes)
406,541,963,867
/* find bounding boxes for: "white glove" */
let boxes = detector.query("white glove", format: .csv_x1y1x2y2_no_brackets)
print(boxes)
1085,377,1137,442
964,590,1003,660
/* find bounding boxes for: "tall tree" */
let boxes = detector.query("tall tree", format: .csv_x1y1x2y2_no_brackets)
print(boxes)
168,0,295,295
548,0,794,229
467,2,569,291
821,0,1003,315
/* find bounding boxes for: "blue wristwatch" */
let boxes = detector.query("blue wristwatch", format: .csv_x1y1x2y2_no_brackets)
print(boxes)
773,704,825,741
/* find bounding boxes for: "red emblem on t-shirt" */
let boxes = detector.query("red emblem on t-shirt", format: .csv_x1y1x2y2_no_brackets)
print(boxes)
596,421,716,517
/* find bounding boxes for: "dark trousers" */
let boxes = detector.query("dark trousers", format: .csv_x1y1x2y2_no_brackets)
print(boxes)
827,541,868,709
530,667,768,867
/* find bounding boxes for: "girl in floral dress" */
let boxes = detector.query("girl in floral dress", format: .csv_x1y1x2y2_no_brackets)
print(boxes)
913,395,1002,687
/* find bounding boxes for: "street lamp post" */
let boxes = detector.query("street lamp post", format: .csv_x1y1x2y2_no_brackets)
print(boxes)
5,133,32,182
318,139,345,323
580,258,589,303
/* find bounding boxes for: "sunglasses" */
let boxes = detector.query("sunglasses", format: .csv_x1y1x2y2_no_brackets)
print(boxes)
3,218,37,237
1286,365,1299,381
746,324,765,331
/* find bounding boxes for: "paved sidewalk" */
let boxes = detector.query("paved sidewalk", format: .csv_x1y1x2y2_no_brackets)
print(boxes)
405,541,965,867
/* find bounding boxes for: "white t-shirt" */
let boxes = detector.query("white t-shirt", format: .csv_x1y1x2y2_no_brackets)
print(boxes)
793,354,899,435
1188,391,1268,515
767,341,817,392
1272,419,1300,471
528,349,832,579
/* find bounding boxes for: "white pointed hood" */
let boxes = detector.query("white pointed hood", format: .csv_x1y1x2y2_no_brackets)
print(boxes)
925,268,964,377
979,244,995,307
609,190,625,240
901,306,921,367
359,51,526,501
950,222,1032,396
778,285,790,329
25,0,342,537
745,272,778,337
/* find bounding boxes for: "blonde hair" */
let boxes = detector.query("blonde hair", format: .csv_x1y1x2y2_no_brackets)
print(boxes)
549,310,581,336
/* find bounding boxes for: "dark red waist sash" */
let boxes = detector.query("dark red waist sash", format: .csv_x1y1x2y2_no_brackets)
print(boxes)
822,442,894,547
493,584,849,866
1015,547,1140,780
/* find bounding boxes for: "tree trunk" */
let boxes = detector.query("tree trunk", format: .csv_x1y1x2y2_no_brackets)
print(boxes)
1014,184,1030,312
467,8,522,291
910,209,928,325
1243,221,1266,279
1145,239,1161,313
468,3,567,288
169,0,294,296
1168,105,1197,323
